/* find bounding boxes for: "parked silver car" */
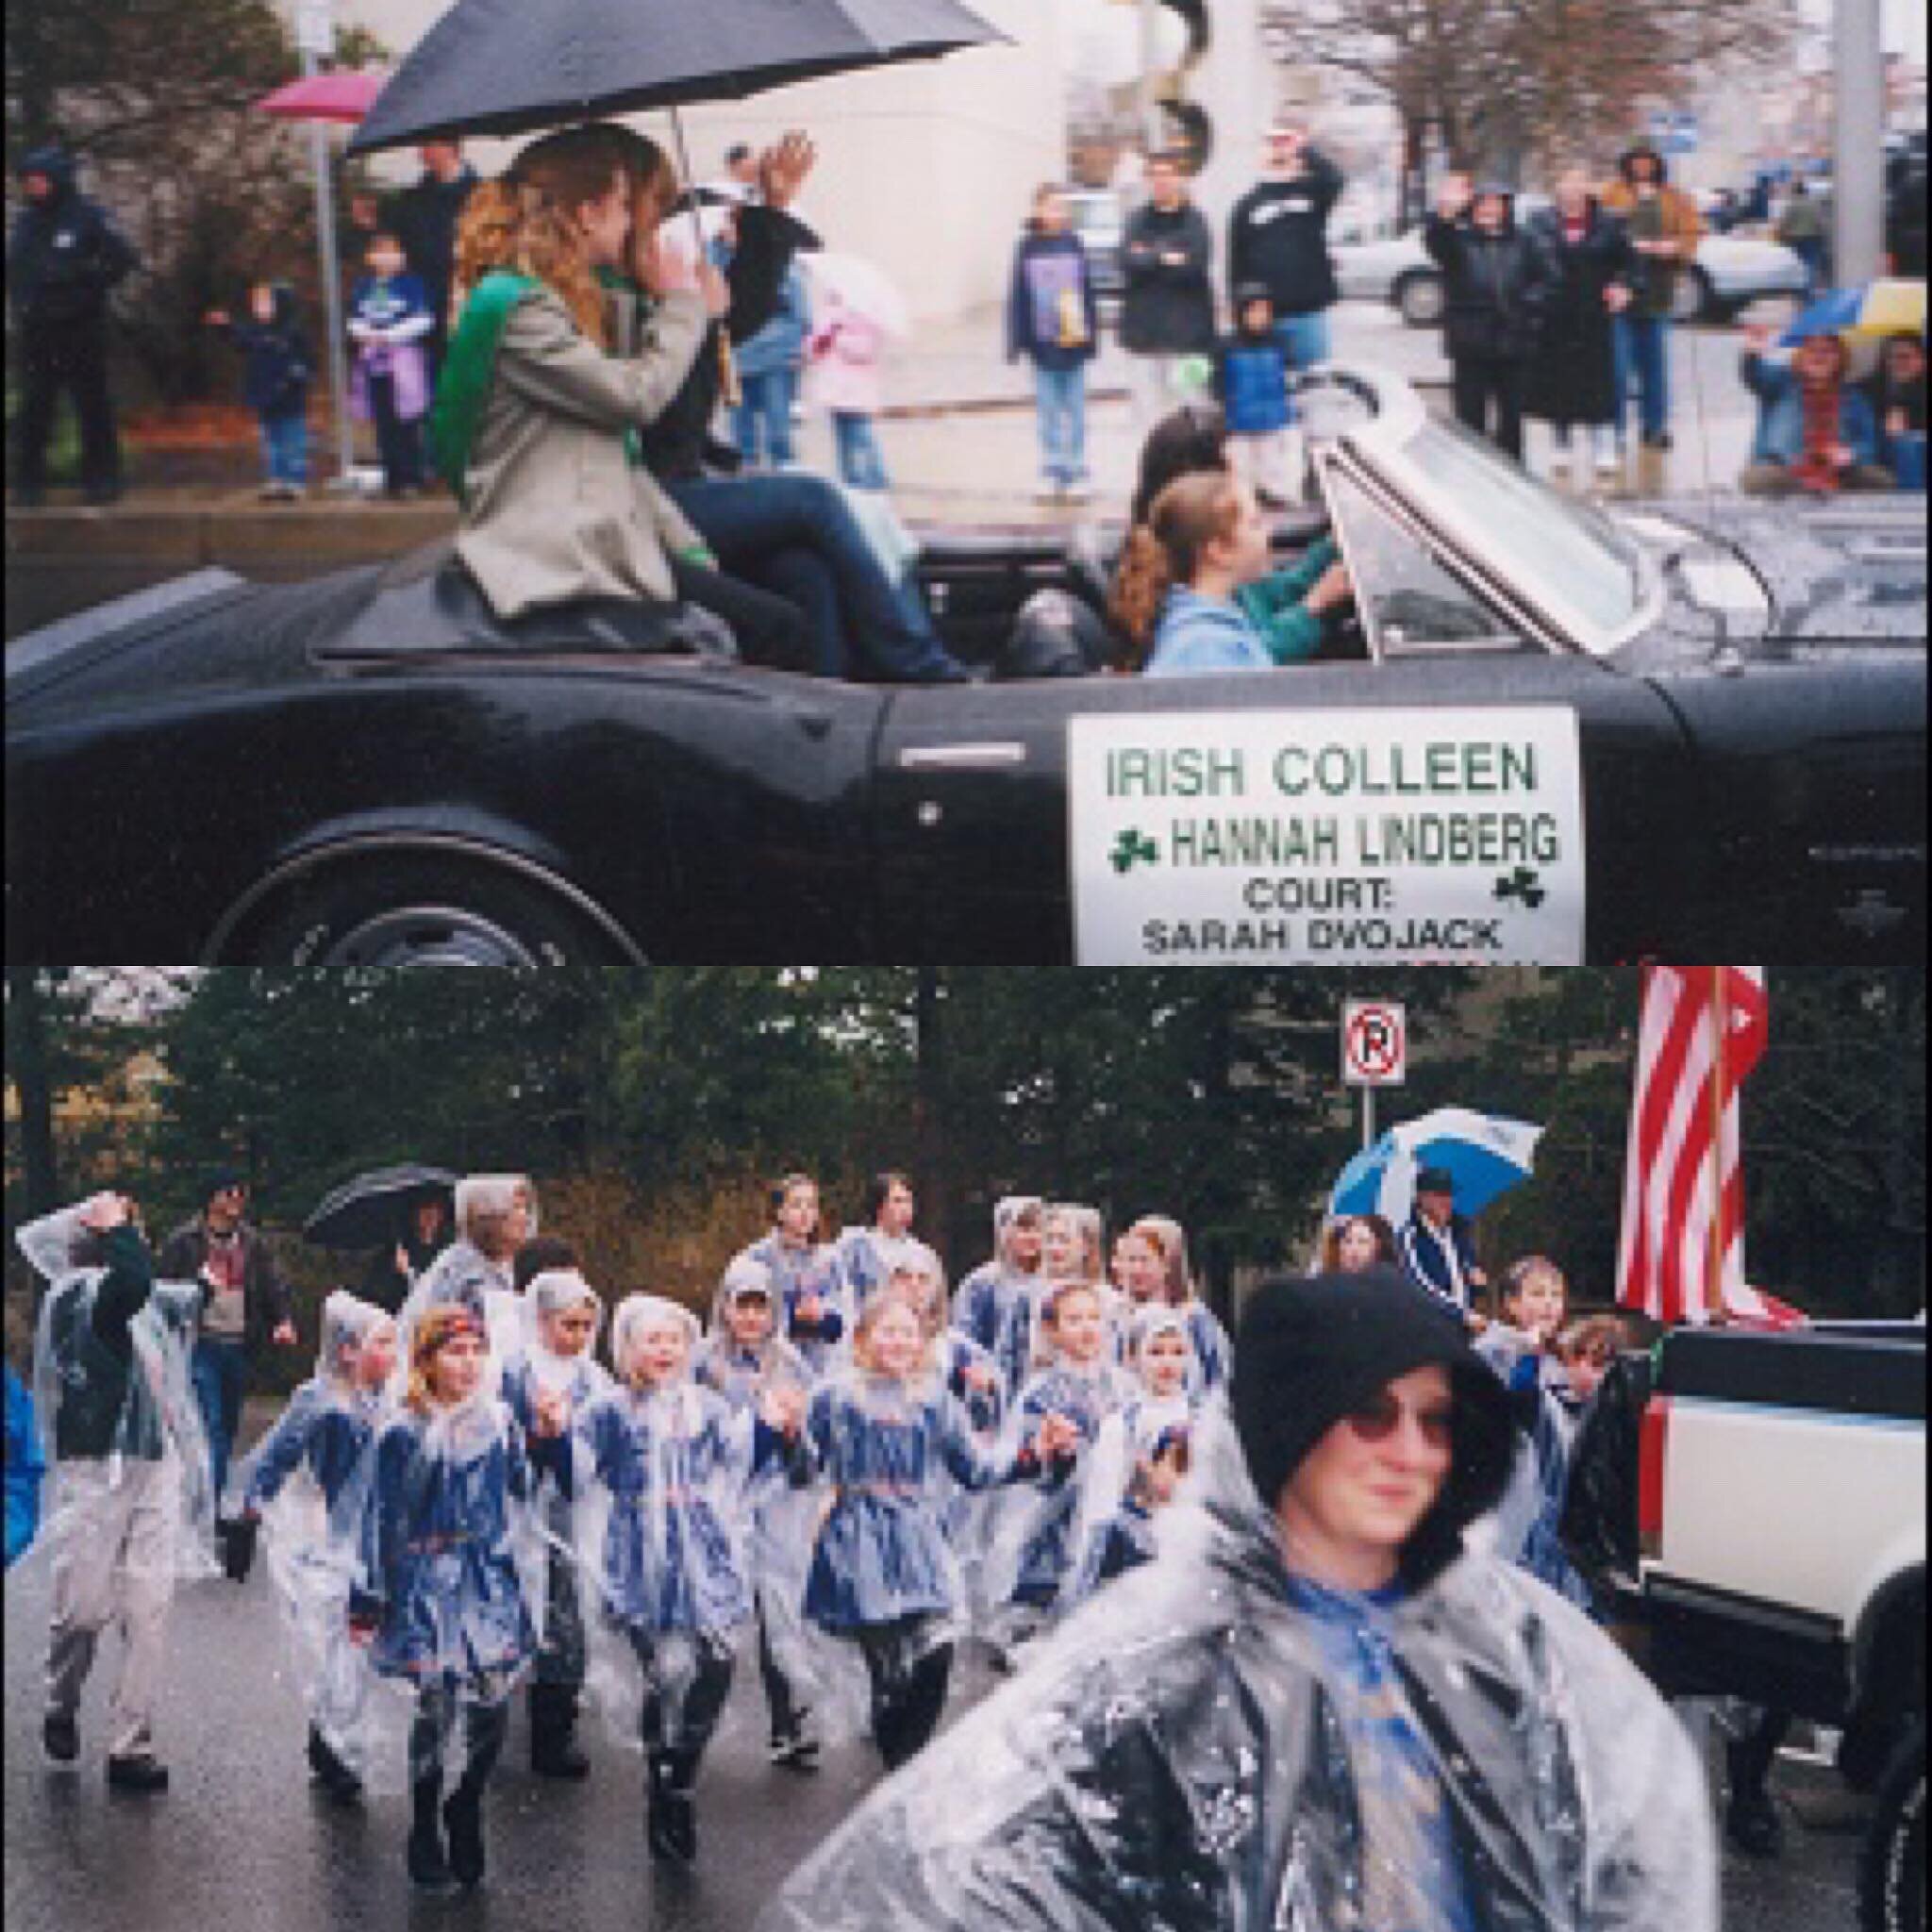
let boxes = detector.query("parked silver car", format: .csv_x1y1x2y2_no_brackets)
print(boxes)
1331,199,1809,325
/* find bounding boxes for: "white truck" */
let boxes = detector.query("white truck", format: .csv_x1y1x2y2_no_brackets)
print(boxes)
1583,1321,1925,1932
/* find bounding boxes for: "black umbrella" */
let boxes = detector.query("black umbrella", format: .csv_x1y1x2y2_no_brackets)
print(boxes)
346,0,1008,157
304,1163,458,1251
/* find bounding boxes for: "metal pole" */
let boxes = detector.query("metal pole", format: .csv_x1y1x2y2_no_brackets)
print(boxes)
665,105,740,407
1139,0,1164,153
1833,0,1886,285
301,44,357,488
1362,1082,1375,1152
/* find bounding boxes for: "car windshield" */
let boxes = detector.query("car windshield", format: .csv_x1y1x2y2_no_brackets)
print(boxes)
1377,417,1650,650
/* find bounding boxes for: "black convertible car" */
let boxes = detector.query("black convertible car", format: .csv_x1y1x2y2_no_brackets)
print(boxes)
7,371,1924,966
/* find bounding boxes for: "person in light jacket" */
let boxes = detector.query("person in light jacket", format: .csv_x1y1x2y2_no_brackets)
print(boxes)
434,124,810,670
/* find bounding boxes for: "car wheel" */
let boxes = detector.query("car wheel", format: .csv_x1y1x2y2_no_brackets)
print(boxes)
1671,266,1715,323
1861,1722,1926,1932
1395,273,1445,326
226,856,633,968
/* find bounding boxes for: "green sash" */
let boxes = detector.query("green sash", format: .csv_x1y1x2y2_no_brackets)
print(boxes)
427,269,538,507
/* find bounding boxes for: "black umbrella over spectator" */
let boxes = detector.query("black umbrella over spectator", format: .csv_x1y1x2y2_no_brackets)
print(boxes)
303,1163,457,1251
345,0,1008,156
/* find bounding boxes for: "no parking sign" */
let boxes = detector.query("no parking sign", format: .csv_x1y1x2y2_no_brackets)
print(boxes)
1342,1000,1407,1087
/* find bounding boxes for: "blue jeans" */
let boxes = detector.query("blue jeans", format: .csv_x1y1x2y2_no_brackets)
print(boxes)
1890,432,1925,491
667,472,965,682
1274,310,1332,372
831,412,889,491
1613,314,1671,443
192,1337,247,1511
1032,365,1088,488
733,368,795,469
258,409,308,487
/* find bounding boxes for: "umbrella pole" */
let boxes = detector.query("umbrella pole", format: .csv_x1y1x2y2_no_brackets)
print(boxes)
301,47,357,489
666,104,740,408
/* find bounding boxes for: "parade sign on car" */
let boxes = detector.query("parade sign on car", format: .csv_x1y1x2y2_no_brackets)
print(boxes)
1068,707,1585,964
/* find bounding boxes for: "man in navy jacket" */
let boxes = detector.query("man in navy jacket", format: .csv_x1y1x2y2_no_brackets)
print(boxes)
1395,1167,1489,1315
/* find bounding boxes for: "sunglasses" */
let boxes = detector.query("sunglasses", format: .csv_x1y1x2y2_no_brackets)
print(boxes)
1342,1391,1456,1448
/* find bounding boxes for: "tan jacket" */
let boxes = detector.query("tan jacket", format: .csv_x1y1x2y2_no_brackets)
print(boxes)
1598,178,1702,260
456,284,708,620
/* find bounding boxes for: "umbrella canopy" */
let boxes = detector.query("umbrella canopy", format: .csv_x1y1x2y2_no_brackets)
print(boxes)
1328,1108,1544,1229
1778,277,1925,345
347,0,1008,156
304,1163,458,1250
797,248,909,337
256,70,391,123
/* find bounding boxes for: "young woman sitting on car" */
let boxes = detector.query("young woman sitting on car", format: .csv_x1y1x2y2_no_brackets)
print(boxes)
1111,468,1356,678
434,123,812,669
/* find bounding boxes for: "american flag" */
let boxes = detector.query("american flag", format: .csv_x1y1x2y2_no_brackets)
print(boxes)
1615,967,1771,1325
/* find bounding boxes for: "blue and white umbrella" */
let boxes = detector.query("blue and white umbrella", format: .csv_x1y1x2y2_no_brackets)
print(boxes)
1328,1108,1544,1229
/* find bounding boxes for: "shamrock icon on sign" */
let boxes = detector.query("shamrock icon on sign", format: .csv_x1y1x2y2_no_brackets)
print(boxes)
1110,829,1161,874
1492,866,1545,908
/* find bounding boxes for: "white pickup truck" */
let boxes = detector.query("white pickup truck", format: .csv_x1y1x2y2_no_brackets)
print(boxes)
1586,1321,1925,1932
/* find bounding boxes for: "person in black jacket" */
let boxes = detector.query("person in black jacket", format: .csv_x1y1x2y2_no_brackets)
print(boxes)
1523,167,1635,477
1424,175,1556,459
158,1171,299,1527
8,144,139,507
1226,121,1345,372
391,140,480,375
202,281,313,500
1119,153,1217,438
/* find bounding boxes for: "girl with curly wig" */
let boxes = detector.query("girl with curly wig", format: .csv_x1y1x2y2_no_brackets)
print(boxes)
432,124,811,669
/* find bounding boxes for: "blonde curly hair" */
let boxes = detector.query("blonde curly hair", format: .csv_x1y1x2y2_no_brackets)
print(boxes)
451,122,678,348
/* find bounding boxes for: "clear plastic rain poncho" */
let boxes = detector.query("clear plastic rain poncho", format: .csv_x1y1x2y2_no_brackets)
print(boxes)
833,1219,944,1313
496,1268,610,1701
501,1267,611,1439
1472,1324,1595,1608
978,1283,1141,1633
1136,1213,1233,1396
951,1196,1044,1385
737,1230,851,1376
758,1403,1720,1932
1059,1305,1201,1607
1043,1202,1133,1351
764,1331,1052,1745
348,1333,544,1706
20,1199,219,1582
571,1295,781,1751
392,1174,535,1397
232,1291,397,1783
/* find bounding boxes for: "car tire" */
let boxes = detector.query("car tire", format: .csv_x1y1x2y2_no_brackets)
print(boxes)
225,855,634,969
1671,266,1715,323
1395,272,1445,327
1861,1722,1926,1932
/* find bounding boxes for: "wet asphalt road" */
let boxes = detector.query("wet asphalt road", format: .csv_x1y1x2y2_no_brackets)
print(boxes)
4,1524,1864,1932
